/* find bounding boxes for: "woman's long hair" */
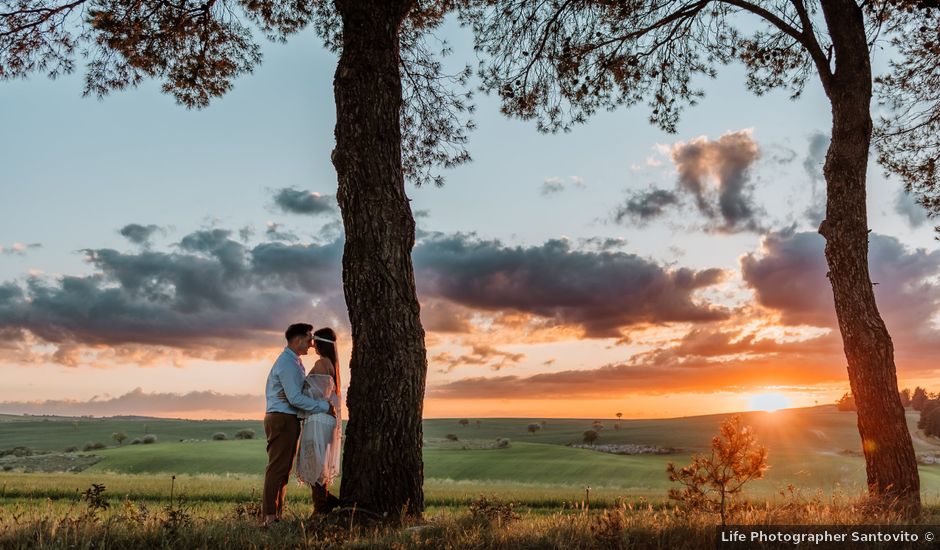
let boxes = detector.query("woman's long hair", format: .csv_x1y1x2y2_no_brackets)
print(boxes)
312,327,339,390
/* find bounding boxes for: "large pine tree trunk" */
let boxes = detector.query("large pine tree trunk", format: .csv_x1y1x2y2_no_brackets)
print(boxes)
332,0,426,519
818,0,920,516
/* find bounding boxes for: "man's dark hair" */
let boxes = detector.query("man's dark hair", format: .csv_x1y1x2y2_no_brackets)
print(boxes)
285,323,313,343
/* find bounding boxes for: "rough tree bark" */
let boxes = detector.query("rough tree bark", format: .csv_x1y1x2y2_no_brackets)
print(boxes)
817,0,921,516
331,0,427,519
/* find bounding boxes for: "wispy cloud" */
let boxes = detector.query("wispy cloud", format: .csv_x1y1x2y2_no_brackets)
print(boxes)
541,176,586,195
0,243,41,255
0,387,263,416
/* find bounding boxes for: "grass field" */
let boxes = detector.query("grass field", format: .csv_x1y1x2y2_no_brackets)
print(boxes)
4,405,940,501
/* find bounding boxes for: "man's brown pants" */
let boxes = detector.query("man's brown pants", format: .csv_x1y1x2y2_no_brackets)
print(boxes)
263,412,301,517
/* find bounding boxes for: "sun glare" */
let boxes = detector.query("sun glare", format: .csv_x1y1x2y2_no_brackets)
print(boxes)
748,392,792,412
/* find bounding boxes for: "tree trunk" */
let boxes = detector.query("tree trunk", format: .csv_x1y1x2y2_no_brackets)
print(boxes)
818,0,920,516
332,0,426,519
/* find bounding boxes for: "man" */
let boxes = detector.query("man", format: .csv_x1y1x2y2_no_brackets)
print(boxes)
263,323,333,526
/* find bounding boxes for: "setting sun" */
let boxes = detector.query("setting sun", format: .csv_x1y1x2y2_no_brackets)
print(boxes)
748,392,793,412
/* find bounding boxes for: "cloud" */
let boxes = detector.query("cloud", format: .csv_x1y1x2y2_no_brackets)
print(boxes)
272,187,335,216
670,130,763,232
741,228,940,371
429,351,846,399
895,188,930,228
119,224,162,247
0,222,731,365
0,243,41,255
0,229,346,365
429,227,940,402
613,189,680,225
265,222,299,242
432,344,525,373
540,176,586,195
0,387,264,416
413,232,729,337
802,132,829,225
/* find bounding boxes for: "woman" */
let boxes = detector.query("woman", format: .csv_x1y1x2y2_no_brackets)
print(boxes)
295,327,342,514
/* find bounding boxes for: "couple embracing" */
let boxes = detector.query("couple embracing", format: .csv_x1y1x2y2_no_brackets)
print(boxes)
262,323,343,526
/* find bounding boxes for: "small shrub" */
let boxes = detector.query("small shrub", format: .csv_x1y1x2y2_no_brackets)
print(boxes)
130,438,142,445
667,415,768,526
234,429,255,440
495,438,511,448
83,442,107,451
469,494,518,526
80,483,109,515
112,432,128,445
583,430,599,445
2,465,12,471
212,432,228,441
527,423,541,434
63,446,79,453
458,418,469,427
142,434,158,444
446,433,459,441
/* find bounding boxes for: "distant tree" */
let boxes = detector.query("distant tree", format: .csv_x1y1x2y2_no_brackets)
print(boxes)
592,421,604,431
918,399,940,430
899,388,912,408
667,416,768,526
111,432,127,446
582,430,599,445
837,393,857,412
614,423,621,431
616,412,623,421
924,408,940,439
475,420,482,429
71,421,79,432
234,429,255,440
212,432,228,441
63,446,78,453
445,433,459,441
527,423,542,434
458,418,470,428
912,387,930,411
540,420,547,427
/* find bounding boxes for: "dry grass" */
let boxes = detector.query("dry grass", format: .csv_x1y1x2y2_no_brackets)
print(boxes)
2,488,939,549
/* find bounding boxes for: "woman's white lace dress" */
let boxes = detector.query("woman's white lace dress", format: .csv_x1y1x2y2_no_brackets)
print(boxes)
296,373,342,486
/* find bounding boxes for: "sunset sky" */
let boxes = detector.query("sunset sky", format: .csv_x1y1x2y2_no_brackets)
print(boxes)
0,16,937,420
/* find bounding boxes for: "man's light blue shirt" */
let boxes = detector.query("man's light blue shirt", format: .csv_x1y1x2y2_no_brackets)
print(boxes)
265,347,330,415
